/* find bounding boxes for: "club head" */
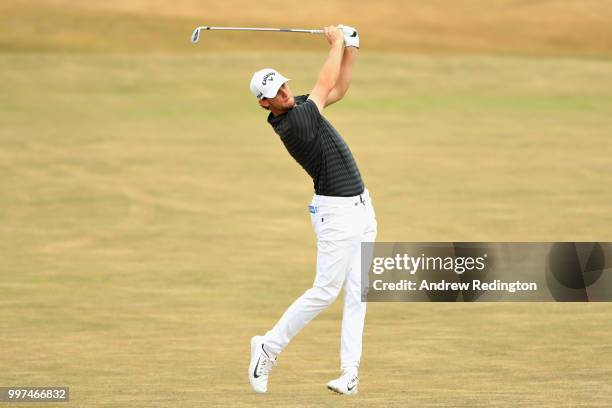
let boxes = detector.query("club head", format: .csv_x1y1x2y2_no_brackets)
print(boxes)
191,27,201,44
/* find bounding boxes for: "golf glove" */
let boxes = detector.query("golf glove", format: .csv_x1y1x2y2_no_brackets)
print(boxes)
339,24,359,48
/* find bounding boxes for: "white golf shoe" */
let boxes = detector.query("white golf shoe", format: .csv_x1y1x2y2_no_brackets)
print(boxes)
248,336,277,393
326,370,359,395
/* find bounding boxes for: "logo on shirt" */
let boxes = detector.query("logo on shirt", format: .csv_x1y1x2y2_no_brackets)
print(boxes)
262,72,275,86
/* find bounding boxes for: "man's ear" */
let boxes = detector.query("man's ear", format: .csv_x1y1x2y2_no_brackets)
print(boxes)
259,99,269,109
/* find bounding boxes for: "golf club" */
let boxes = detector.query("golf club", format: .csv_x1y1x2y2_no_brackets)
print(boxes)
191,26,325,44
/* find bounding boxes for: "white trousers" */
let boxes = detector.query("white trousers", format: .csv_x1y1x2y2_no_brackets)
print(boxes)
264,189,377,370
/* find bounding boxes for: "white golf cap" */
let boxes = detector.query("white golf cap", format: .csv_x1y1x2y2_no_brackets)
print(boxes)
249,68,290,99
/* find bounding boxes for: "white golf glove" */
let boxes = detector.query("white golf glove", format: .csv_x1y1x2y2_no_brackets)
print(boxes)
339,24,359,48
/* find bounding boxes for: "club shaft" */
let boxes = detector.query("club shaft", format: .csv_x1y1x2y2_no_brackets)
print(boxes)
196,26,323,34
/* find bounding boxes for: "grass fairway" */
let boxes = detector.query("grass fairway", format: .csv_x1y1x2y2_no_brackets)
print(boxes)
2,0,612,406
2,52,612,406
3,0,612,56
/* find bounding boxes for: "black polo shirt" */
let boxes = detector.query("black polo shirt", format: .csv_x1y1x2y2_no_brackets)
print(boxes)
267,95,365,197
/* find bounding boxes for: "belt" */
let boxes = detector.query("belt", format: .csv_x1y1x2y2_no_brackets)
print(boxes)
309,188,370,212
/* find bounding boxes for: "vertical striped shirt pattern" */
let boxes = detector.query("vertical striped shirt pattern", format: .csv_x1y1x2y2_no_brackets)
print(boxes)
267,95,364,197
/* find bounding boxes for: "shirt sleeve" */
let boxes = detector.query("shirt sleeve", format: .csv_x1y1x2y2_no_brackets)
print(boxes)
287,97,321,142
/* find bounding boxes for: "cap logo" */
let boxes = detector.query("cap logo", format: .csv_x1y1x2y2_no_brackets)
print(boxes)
262,72,275,86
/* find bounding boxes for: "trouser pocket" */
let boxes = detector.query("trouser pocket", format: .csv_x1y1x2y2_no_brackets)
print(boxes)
310,208,333,237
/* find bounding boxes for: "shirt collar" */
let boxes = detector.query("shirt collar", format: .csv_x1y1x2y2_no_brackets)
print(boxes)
266,94,309,127
267,110,288,126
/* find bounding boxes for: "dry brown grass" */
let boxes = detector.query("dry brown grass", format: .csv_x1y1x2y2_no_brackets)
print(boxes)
1,52,612,406
2,0,612,55
2,2,612,406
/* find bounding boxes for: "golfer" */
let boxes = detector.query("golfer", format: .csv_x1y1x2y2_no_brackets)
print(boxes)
248,25,377,395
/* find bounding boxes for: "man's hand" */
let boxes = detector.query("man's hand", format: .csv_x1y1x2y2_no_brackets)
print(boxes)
339,25,359,49
324,25,344,47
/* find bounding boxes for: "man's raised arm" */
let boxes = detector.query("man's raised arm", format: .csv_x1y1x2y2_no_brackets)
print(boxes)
326,25,359,107
325,47,357,107
308,26,345,112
